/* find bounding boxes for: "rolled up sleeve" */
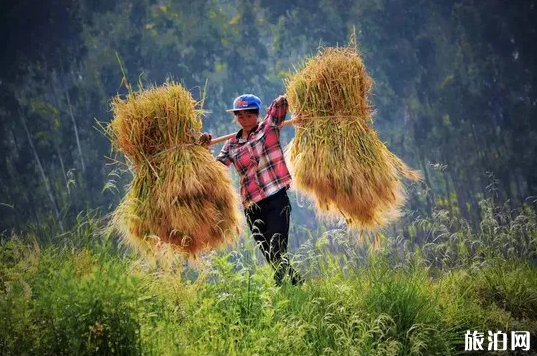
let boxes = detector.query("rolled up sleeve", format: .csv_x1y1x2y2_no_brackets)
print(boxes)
265,97,289,128
216,140,232,166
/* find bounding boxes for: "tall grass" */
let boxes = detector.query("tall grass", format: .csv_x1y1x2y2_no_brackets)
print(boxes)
388,197,537,270
1,197,536,355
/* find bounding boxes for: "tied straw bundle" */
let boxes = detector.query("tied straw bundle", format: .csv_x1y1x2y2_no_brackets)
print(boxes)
285,45,421,230
108,82,242,257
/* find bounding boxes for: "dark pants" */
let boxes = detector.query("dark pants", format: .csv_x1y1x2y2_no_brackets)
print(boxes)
245,188,302,285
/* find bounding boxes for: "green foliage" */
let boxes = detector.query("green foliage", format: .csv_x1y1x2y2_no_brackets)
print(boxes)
476,260,537,320
1,196,536,355
28,254,144,355
1,0,536,239
400,198,537,270
0,234,159,355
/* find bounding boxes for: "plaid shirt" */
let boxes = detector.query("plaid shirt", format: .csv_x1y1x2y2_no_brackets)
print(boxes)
216,98,292,208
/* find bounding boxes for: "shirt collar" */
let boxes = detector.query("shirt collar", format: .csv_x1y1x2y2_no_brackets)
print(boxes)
235,122,260,141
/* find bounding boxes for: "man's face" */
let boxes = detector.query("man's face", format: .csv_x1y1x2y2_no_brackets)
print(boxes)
234,110,258,131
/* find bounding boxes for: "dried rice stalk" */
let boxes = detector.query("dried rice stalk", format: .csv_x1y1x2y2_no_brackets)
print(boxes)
285,46,421,230
108,82,242,256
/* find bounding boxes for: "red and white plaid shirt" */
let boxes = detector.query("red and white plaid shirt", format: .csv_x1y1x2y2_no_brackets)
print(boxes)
216,98,292,208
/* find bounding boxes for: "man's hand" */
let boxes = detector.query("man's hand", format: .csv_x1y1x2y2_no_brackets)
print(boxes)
199,132,212,148
274,94,287,105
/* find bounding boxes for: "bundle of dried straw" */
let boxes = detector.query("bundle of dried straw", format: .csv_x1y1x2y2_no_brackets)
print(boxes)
108,82,241,256
285,46,421,230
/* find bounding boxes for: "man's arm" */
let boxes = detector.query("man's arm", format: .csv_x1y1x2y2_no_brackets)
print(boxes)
215,140,232,166
264,95,289,128
199,132,231,166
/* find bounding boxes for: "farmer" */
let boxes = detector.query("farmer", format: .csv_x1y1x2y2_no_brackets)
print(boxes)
200,94,303,286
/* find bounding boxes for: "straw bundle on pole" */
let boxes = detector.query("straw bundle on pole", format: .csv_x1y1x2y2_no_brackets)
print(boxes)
108,82,242,256
285,46,421,230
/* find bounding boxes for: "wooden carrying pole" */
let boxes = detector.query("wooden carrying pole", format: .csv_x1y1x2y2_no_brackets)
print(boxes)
209,117,299,145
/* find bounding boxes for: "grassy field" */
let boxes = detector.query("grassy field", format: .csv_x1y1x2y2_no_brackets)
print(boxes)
1,198,536,355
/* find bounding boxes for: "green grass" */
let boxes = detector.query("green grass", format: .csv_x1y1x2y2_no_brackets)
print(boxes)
1,198,536,355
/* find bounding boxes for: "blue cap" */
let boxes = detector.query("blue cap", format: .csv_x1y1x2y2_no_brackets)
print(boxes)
226,94,261,112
